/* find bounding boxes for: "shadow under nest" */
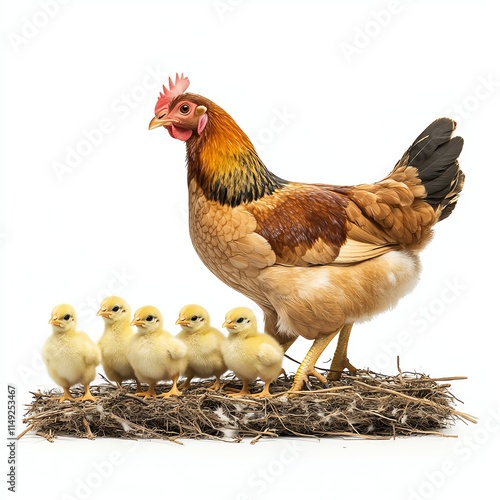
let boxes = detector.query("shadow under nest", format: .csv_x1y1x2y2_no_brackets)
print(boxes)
20,370,476,443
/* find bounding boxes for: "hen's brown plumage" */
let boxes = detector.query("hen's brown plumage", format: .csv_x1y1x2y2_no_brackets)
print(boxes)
149,77,464,391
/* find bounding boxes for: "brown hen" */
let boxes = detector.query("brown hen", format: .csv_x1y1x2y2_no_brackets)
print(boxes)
149,74,464,392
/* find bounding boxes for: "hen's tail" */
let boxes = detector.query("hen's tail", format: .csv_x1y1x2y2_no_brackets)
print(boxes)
395,118,465,221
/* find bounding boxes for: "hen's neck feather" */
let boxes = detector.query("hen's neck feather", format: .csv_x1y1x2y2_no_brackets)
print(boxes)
186,102,287,207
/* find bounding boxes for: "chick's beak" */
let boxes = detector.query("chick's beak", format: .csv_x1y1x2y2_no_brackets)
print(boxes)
49,317,60,326
148,116,173,130
131,318,144,327
222,320,230,329
97,309,111,318
176,318,189,326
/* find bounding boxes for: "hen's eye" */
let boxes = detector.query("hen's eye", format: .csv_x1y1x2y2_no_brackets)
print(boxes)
146,315,154,322
112,306,120,312
190,316,198,321
236,317,245,324
63,314,71,321
179,104,190,114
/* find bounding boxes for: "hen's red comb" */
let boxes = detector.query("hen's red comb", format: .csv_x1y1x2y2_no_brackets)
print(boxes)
154,73,190,115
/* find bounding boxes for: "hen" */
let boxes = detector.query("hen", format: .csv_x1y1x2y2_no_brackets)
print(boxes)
149,74,464,392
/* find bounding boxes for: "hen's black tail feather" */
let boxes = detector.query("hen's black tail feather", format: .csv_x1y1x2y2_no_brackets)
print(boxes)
406,118,465,221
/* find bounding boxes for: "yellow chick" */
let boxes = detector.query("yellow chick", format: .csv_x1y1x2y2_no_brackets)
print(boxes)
175,304,227,390
42,304,101,402
97,296,138,390
129,306,187,398
221,307,284,398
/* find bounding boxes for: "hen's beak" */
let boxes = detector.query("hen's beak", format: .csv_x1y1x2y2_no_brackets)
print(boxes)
176,318,189,326
97,309,111,319
148,116,173,130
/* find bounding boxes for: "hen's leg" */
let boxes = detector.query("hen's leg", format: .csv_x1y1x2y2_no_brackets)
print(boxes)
327,323,357,381
289,331,339,392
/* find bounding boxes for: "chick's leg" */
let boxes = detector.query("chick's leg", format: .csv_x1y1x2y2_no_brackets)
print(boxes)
58,387,75,402
253,380,273,398
76,384,96,402
178,376,192,391
327,323,357,381
207,376,221,391
289,331,339,393
159,375,182,398
136,381,157,398
226,379,250,397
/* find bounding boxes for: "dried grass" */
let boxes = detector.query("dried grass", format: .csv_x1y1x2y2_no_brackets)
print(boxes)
19,367,477,443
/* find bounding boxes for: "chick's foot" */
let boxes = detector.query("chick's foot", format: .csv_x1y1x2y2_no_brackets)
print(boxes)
56,388,75,402
225,380,250,397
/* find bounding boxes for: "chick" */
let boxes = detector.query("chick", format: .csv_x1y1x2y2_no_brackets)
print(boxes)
97,296,138,390
175,304,227,390
42,304,101,402
129,306,187,398
221,307,284,398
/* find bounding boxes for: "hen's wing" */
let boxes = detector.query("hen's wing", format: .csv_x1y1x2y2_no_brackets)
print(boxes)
248,175,435,267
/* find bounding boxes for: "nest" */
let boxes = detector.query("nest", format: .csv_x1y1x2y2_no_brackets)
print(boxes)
19,368,477,443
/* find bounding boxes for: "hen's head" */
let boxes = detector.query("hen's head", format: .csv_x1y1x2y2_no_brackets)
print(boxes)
149,73,209,142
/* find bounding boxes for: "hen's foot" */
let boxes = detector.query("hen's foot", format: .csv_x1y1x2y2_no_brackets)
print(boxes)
327,323,356,381
288,332,338,394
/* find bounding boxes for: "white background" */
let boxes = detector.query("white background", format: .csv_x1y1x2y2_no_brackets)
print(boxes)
1,1,499,499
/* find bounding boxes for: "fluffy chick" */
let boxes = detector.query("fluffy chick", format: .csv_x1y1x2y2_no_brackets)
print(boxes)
175,304,227,390
97,296,138,390
42,304,101,402
221,307,284,398
129,306,187,398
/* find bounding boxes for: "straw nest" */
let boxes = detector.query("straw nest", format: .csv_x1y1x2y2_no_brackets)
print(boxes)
19,367,477,443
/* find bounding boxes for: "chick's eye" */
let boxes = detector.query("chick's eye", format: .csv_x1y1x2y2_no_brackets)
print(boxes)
63,314,71,321
146,315,154,322
179,104,190,114
112,306,120,312
236,317,244,324
190,316,198,321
